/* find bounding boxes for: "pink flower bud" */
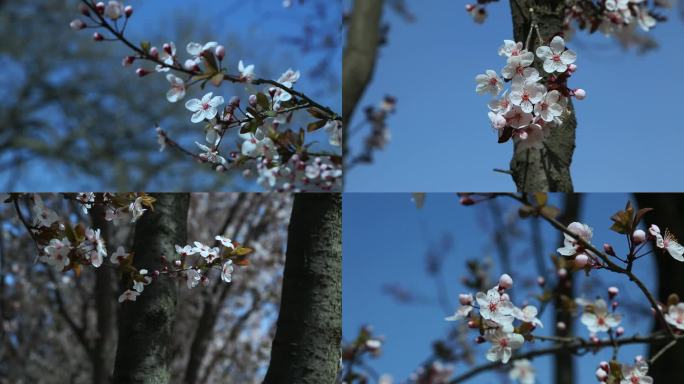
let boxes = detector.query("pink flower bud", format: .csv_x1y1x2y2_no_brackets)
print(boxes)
93,32,104,41
149,46,159,59
603,243,615,256
574,88,586,100
467,320,477,329
135,68,150,77
498,273,513,289
80,4,91,16
590,335,599,344
174,259,181,267
459,293,473,305
70,19,86,30
500,293,510,301
122,56,135,67
249,94,257,107
599,361,610,371
163,43,173,56
574,253,589,268
632,229,646,244
475,335,485,344
616,326,624,336
215,45,226,61
568,63,577,72
229,96,240,107
459,196,475,206
556,321,566,331
465,4,475,12
124,5,133,17
153,270,160,278
595,368,608,381
608,286,619,299
557,268,567,278
537,276,546,286
96,2,105,14
184,59,200,72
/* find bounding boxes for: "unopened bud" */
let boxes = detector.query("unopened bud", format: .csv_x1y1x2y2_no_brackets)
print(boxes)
574,253,589,268
459,196,475,206
595,368,608,381
149,46,159,59
556,321,566,331
600,361,610,371
498,273,513,289
537,276,546,286
124,5,133,17
465,4,475,12
459,293,473,306
163,43,173,56
122,56,135,66
568,63,577,72
467,320,478,329
229,96,240,107
93,32,104,41
184,59,200,72
96,2,105,14
603,243,615,256
608,286,619,299
557,268,567,278
136,68,150,77
70,19,86,30
174,259,181,267
475,336,485,344
574,88,586,100
215,45,226,61
632,229,646,244
249,94,257,107
80,4,91,16
612,301,618,310
616,326,624,337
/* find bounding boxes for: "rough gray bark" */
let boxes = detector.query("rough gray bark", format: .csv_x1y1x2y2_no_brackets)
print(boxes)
553,193,582,384
508,0,576,192
343,0,384,160
90,198,116,384
635,194,684,383
263,193,342,384
112,193,189,384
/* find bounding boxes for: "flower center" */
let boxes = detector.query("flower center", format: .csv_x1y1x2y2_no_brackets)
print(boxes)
489,78,498,85
202,103,210,111
489,302,498,312
597,317,606,326
552,54,561,63
499,338,508,348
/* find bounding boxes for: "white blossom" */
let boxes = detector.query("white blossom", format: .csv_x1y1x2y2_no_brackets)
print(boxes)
185,92,224,123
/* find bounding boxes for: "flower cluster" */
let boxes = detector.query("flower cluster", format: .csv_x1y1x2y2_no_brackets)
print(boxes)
595,358,653,383
169,236,252,290
446,274,542,364
70,1,342,192
476,36,585,151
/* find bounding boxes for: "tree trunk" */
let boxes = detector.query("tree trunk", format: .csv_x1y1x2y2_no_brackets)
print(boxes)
112,193,189,384
508,0,576,192
90,197,115,384
343,0,384,162
263,193,342,384
635,194,684,383
553,194,582,384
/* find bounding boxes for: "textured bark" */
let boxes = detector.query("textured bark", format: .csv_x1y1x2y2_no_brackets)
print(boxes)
508,0,576,192
553,194,582,384
112,194,189,384
343,0,384,160
90,199,115,384
263,193,342,384
635,194,684,383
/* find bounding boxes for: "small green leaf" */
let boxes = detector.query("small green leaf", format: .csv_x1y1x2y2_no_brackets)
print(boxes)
256,93,271,111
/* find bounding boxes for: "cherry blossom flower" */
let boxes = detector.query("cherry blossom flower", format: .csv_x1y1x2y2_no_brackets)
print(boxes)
185,268,201,289
557,222,593,257
649,224,684,261
129,197,146,222
118,289,140,303
535,36,576,73
239,128,277,159
185,92,224,123
502,51,534,80
76,193,95,213
324,120,342,147
175,244,196,256
580,298,621,334
192,241,219,262
488,90,512,114
475,70,504,96
111,246,128,265
512,305,543,328
104,1,123,20
664,302,684,330
509,359,535,384
42,238,72,269
510,82,544,113
498,40,524,58
476,287,515,329
504,106,533,129
32,195,60,228
271,69,301,108
156,42,176,72
534,90,564,122
637,8,656,31
605,0,629,11
620,360,652,384
238,60,255,82
215,235,234,250
195,142,227,165
221,260,234,283
186,41,218,60
165,74,185,103
132,270,152,293
84,228,107,267
484,329,524,363
488,111,507,130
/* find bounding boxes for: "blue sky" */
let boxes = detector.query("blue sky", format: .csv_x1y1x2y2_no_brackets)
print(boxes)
343,193,659,383
0,0,340,191
346,1,684,192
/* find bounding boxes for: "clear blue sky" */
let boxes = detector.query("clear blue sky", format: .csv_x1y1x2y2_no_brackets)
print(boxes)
346,1,684,192
1,0,340,191
343,193,658,383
